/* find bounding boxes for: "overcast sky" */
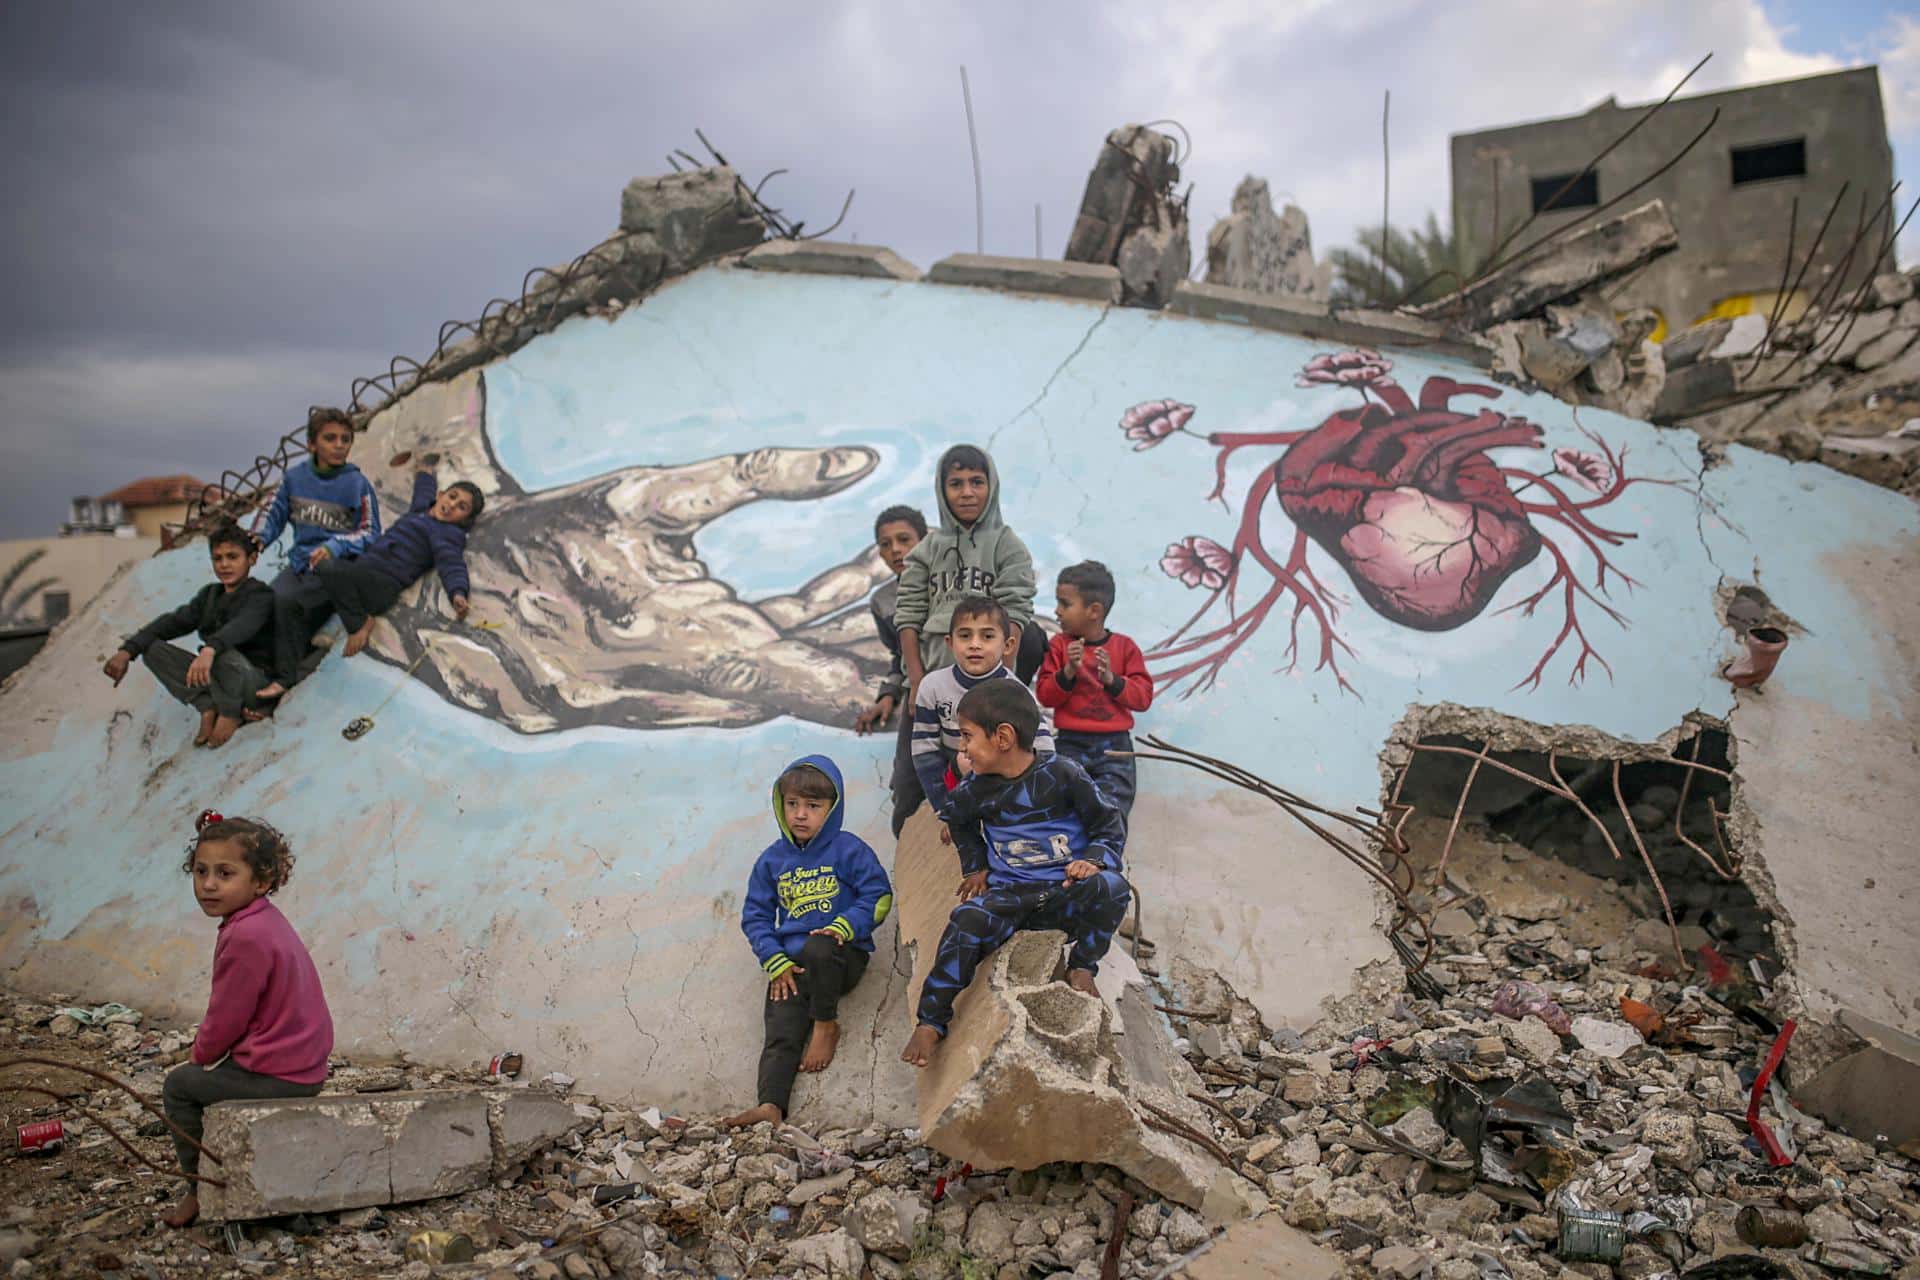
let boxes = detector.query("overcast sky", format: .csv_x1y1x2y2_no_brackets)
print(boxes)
2,0,1914,540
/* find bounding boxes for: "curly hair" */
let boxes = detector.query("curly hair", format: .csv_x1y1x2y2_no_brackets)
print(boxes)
181,817,296,894
305,405,354,447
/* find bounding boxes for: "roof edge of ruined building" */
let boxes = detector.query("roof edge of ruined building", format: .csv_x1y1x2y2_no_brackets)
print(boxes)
1448,64,1886,144
97,474,209,508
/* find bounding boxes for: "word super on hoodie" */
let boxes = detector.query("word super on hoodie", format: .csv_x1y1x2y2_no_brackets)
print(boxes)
892,444,1036,665
741,754,895,982
252,460,380,572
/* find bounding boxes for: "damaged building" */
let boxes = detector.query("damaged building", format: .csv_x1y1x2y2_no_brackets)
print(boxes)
1,125,1917,1278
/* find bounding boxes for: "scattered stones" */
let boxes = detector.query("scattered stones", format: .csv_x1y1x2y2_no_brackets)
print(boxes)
1570,1015,1644,1059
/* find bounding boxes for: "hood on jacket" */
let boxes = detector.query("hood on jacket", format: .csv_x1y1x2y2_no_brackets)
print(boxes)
306,460,366,481
771,753,846,851
933,443,1006,538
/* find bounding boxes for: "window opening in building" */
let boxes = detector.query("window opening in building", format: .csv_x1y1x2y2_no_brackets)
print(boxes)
1530,171,1599,213
42,592,71,626
1731,139,1806,185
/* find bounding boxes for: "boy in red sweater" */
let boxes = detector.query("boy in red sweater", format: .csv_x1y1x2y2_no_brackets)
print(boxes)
1035,561,1154,825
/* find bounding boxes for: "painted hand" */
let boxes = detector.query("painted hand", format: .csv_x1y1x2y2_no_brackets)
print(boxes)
358,373,893,733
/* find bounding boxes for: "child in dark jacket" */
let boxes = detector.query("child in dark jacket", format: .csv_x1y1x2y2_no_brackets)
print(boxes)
252,406,380,691
853,504,927,737
728,755,893,1128
1035,561,1155,824
316,465,483,658
103,520,277,748
161,814,332,1228
901,681,1129,1068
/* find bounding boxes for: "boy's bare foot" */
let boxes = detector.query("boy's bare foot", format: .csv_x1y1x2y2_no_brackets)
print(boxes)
161,1193,199,1228
799,1020,840,1073
205,715,241,748
900,1025,941,1068
1067,969,1098,995
722,1103,782,1128
193,709,218,746
343,623,375,657
244,684,285,722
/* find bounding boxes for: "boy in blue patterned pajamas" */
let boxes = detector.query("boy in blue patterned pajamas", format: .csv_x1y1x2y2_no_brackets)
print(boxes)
729,754,893,1126
900,680,1130,1067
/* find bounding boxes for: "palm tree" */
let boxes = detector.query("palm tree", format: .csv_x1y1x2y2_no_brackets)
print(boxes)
1328,212,1473,308
0,548,61,628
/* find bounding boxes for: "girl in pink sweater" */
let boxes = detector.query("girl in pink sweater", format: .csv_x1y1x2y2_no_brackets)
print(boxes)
161,813,334,1228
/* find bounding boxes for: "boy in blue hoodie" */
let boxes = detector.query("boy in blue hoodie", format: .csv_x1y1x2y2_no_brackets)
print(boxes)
250,407,381,697
315,462,483,658
728,755,893,1128
901,680,1128,1068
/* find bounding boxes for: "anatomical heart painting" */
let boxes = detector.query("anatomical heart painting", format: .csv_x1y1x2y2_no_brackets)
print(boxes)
1123,348,1691,697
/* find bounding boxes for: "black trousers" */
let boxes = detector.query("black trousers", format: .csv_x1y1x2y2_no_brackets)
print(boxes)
162,1060,322,1181
757,934,869,1116
269,567,334,686
889,624,1047,837
316,558,406,633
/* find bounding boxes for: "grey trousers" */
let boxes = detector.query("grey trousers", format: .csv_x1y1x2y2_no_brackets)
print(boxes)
162,1060,322,1179
141,643,270,719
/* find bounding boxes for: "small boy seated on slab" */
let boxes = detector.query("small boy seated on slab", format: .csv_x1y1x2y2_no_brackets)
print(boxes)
901,680,1129,1068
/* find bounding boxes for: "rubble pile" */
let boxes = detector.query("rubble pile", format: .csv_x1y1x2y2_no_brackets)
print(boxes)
1063,125,1192,309
1664,269,1920,497
5,806,1917,1277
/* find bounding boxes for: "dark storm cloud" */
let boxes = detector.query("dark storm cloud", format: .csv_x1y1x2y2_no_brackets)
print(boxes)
0,2,1909,538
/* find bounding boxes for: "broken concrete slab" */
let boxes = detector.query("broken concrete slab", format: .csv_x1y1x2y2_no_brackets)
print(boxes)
927,254,1121,304
1116,213,1191,310
1168,282,1490,369
1065,124,1178,267
1416,199,1679,331
1796,1010,1920,1152
1662,318,1736,371
618,166,766,273
199,1090,582,1222
1651,358,1739,422
740,239,920,281
1168,1213,1345,1279
1205,177,1333,300
894,811,1261,1218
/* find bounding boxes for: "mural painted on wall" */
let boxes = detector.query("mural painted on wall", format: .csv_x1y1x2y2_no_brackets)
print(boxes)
1123,349,1687,695
360,373,891,734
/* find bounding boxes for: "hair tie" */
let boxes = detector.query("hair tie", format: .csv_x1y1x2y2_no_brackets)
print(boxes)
195,809,224,833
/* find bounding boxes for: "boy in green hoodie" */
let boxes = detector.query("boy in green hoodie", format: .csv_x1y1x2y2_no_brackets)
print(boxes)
889,444,1041,835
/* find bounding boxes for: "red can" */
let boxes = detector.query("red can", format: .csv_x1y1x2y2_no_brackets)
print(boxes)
17,1120,64,1154
486,1052,523,1080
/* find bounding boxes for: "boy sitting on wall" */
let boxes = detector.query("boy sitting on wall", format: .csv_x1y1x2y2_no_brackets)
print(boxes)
901,680,1129,1067
727,755,893,1127
103,519,277,749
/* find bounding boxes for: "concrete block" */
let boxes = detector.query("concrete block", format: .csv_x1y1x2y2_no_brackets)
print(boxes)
1169,1213,1344,1278
200,1092,490,1221
741,239,921,281
483,1088,584,1175
1168,282,1491,369
618,166,765,272
1651,358,1739,422
926,254,1121,304
1797,1010,1920,1151
1417,199,1679,330
199,1090,582,1222
895,811,1261,1217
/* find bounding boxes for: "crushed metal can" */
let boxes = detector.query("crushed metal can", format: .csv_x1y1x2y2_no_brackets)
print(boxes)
17,1120,64,1155
1557,1205,1626,1263
1736,1204,1809,1247
487,1051,523,1080
403,1231,475,1265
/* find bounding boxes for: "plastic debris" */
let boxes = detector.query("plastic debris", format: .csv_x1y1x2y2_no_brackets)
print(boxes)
1745,1020,1798,1167
1490,980,1572,1036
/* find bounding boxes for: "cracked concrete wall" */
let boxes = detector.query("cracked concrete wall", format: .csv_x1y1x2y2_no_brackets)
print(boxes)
2,260,1916,1123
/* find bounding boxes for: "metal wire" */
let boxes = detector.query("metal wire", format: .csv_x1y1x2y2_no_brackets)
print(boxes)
1,1054,228,1186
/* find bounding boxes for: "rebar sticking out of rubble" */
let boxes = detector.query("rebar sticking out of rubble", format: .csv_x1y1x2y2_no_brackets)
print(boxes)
1,1054,227,1188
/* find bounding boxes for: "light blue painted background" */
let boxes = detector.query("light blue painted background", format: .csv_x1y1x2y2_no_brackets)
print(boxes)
1,266,1912,1085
